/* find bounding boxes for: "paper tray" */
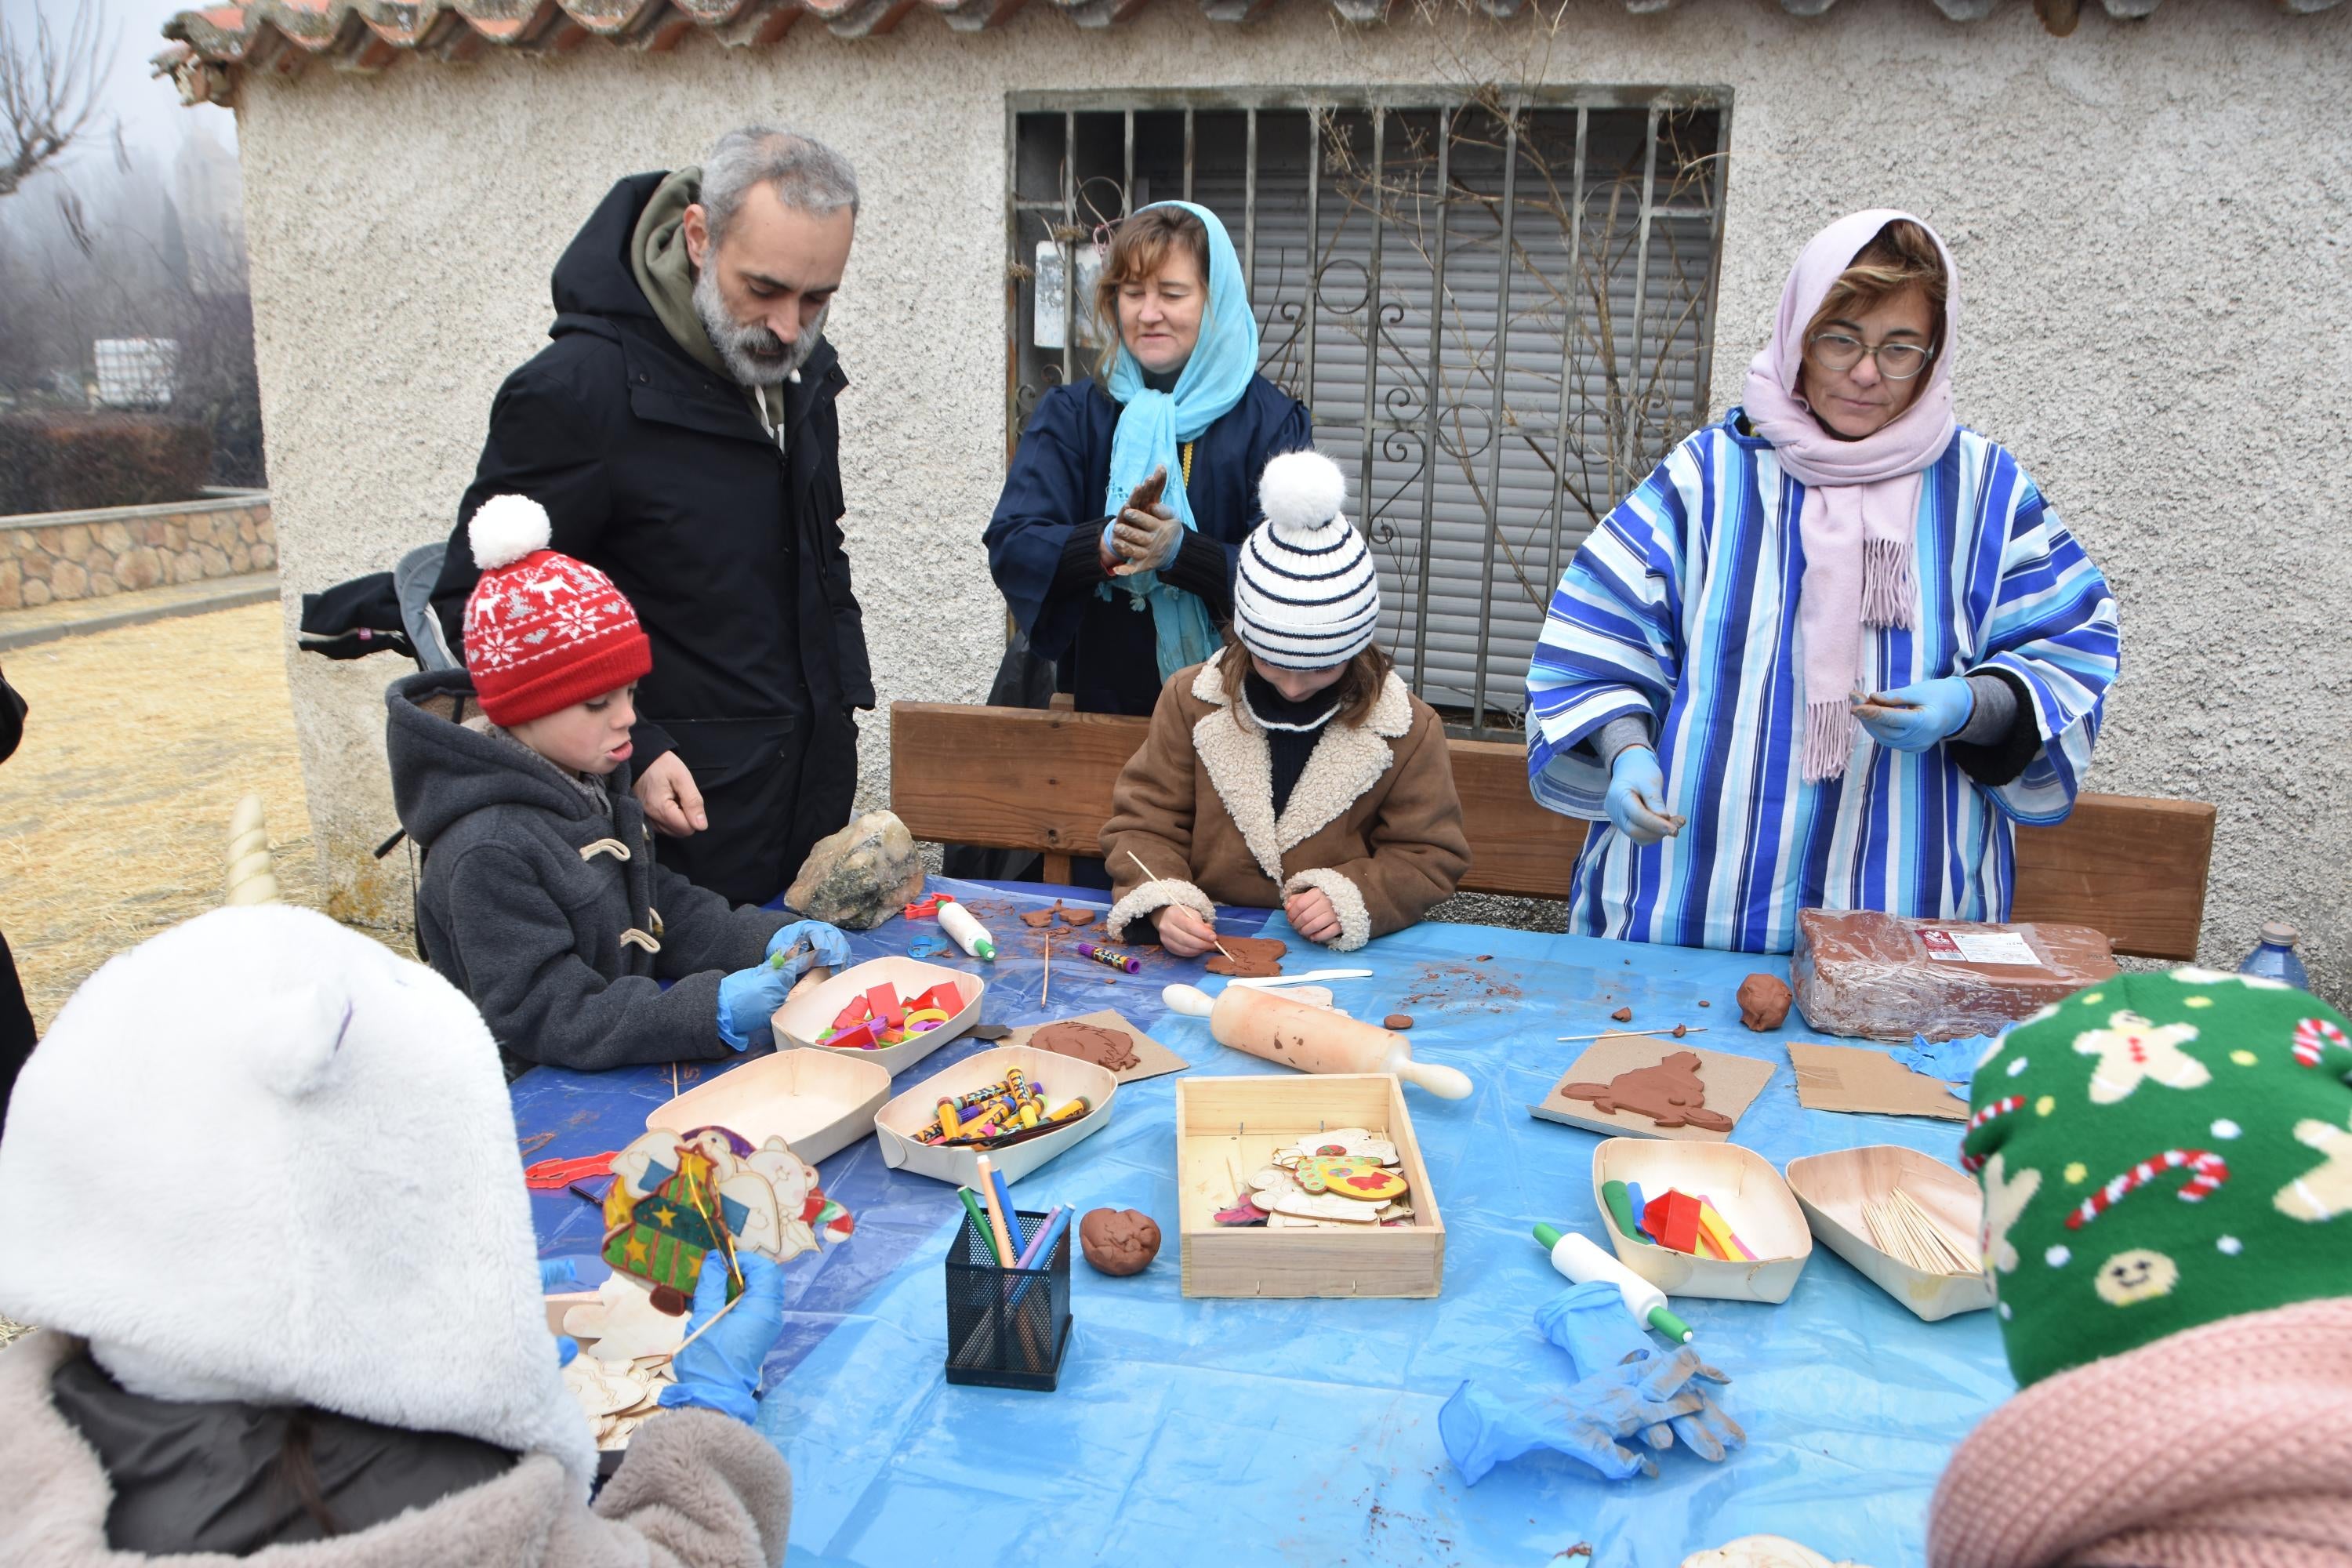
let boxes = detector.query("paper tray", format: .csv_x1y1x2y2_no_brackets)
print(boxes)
769,956,982,1080
1591,1138,1813,1303
873,1045,1118,1186
1784,1145,1994,1322
644,1045,893,1167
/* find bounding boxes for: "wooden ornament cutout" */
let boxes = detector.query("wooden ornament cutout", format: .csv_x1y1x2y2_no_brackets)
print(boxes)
1530,1034,1774,1143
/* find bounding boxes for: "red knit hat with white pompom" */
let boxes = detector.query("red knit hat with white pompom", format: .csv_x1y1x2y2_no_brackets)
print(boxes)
461,495,652,726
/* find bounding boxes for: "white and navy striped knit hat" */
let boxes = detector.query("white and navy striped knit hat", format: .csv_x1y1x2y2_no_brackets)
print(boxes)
1232,450,1383,671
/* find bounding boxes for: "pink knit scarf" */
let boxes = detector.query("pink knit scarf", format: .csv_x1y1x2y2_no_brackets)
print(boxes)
1742,209,1960,782
1929,1298,2352,1568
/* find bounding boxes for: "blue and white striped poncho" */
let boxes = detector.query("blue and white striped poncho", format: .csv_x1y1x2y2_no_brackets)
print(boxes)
1524,410,2120,954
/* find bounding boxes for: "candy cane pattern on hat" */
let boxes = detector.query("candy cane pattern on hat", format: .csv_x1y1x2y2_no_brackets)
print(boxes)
2293,1018,2348,1068
1958,1095,2024,1173
2064,1149,2229,1230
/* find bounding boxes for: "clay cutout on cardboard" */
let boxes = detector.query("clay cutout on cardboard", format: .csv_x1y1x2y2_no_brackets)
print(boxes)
1738,975,1793,1031
1031,1020,1141,1073
1079,1207,1162,1275
1559,1050,1736,1132
1205,935,1287,978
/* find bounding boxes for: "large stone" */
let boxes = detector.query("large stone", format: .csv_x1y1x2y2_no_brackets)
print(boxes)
117,546,163,590
56,524,90,561
783,810,925,931
96,521,132,553
21,579,51,607
0,559,20,610
49,559,88,598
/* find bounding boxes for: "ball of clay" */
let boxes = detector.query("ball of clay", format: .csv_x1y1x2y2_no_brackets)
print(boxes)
1078,1207,1162,1276
1737,973,1792,1032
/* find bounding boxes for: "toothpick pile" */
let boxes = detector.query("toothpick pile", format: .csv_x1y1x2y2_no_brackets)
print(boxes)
1859,1187,1980,1277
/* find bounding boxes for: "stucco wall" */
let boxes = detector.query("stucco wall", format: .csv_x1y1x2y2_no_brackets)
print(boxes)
232,0,2352,994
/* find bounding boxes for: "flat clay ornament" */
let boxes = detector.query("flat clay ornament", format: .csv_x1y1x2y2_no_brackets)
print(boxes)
1737,974,1793,1031
1205,935,1287,978
1029,1019,1141,1073
1559,1050,1735,1133
1079,1207,1162,1275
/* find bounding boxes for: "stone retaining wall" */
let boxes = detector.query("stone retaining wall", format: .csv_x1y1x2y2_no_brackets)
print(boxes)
0,492,274,609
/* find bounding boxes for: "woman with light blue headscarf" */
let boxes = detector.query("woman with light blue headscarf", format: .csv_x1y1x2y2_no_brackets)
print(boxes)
985,203,1312,721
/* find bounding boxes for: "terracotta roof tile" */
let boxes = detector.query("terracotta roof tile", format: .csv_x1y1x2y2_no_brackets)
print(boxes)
154,0,2346,105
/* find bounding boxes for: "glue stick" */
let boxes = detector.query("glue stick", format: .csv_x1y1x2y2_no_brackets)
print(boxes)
937,900,996,963
1533,1223,1694,1342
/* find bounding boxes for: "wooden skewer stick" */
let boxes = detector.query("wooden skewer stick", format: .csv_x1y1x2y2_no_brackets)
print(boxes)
651,1287,744,1364
1553,1026,1709,1043
1126,848,1236,965
1041,928,1052,1009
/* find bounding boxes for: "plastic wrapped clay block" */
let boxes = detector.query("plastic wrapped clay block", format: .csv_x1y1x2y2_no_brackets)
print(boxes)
1789,908,2118,1043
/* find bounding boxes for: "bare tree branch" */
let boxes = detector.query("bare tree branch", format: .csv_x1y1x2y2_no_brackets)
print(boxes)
0,2,115,201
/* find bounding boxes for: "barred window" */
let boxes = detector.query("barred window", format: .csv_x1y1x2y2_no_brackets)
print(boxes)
1008,90,1732,739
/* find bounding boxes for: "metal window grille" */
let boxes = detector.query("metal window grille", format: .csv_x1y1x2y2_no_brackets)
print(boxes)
1007,89,1732,739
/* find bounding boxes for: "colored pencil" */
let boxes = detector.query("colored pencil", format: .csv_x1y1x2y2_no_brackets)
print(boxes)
974,1156,1018,1265
1012,1204,1065,1271
988,1164,1019,1242
956,1186,1003,1264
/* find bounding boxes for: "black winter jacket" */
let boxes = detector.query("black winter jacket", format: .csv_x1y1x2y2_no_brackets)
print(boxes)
430,171,871,906
386,669,787,1072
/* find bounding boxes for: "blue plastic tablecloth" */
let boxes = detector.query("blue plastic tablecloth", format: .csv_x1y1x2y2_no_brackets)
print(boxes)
512,877,2013,1566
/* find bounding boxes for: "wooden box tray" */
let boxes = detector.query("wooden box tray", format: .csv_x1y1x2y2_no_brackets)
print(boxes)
769,956,981,1079
645,1045,893,1167
1174,1073,1444,1300
873,1045,1119,1187
1591,1137,1813,1304
1784,1145,1994,1322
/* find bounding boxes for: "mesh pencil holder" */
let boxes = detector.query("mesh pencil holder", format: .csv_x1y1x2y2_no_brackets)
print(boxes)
943,1208,1072,1392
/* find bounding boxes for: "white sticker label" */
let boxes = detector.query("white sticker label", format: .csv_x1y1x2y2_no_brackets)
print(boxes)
1920,929,2040,966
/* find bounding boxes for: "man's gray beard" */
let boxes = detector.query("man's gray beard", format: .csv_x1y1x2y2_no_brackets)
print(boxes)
692,263,824,389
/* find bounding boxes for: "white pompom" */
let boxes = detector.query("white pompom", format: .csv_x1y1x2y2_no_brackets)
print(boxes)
1258,450,1348,536
466,494,553,571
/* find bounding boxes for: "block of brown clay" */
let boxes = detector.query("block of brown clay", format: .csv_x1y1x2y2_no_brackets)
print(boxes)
1384,1014,1413,1032
1079,1207,1161,1276
1610,1007,1633,1022
1737,974,1792,1032
1031,1019,1140,1073
1790,908,2119,1042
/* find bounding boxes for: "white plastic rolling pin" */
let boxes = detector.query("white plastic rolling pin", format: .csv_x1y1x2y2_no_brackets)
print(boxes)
1534,1224,1693,1341
937,900,996,963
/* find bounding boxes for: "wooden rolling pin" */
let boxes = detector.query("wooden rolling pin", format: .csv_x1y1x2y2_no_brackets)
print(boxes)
1163,983,1473,1098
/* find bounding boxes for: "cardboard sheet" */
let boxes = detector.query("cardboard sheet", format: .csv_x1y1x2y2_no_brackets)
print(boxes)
1788,1040,1970,1121
1003,1008,1189,1086
1529,1033,1774,1142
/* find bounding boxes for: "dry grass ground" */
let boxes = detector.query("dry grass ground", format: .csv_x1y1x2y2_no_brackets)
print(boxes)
0,601,322,1029
1,601,325,1348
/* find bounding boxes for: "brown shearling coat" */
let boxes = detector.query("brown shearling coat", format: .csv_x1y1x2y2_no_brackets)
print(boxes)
1101,660,1469,952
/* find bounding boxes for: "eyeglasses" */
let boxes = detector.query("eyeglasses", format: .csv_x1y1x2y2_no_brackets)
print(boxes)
1808,332,1934,381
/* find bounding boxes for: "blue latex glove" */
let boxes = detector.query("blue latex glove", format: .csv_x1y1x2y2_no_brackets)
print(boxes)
764,919,851,976
1604,746,1681,845
1853,677,1973,752
1537,1282,1744,1463
1891,1031,2002,1091
658,1252,786,1424
717,963,793,1051
1439,1351,1710,1484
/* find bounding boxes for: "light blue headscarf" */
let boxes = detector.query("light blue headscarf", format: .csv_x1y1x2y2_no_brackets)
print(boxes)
1100,201,1261,682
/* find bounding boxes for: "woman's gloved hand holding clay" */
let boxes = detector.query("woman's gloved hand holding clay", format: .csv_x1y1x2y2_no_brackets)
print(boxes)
1102,466,1180,576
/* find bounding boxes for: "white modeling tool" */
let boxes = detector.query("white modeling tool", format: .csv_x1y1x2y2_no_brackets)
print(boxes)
1229,968,1375,989
937,900,996,962
1534,1224,1694,1341
1162,982,1472,1098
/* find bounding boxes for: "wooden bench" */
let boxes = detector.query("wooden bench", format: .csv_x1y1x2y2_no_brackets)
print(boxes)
891,701,2215,961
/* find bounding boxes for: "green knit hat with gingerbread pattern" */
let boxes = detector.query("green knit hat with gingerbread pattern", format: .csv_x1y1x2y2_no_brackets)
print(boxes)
1963,967,2352,1390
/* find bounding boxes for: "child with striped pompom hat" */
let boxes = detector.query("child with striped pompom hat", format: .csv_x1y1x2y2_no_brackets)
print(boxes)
1929,968,2352,1566
1099,449,1469,955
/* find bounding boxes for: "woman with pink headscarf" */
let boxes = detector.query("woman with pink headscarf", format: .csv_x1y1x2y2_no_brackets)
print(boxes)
1524,212,2120,952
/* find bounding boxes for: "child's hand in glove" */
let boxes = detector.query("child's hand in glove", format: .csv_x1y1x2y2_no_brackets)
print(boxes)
657,1254,786,1424
764,919,850,976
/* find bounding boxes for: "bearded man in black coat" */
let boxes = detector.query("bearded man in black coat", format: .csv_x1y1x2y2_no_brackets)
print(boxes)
432,127,872,906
